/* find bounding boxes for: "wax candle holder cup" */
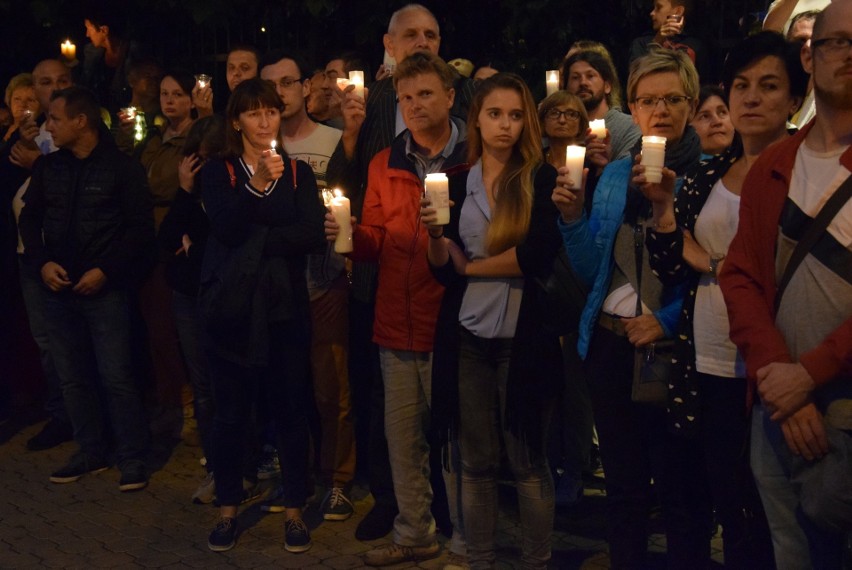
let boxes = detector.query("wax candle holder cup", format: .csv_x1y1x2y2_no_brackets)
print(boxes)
589,119,607,140
424,173,450,226
195,74,212,90
641,136,667,184
329,188,353,253
546,70,560,97
564,145,586,190
349,71,365,99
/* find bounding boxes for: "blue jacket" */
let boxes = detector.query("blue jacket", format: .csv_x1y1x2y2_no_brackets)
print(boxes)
558,157,685,359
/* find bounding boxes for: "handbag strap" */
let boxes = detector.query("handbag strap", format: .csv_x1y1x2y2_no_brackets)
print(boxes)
634,224,644,318
775,174,852,312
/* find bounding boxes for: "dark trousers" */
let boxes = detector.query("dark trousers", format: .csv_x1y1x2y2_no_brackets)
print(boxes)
208,319,310,508
698,372,775,569
585,326,711,570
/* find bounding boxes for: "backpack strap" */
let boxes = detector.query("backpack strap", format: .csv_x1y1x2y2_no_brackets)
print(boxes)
225,160,236,189
290,158,298,189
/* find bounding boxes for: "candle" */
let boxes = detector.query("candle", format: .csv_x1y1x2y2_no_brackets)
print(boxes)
589,119,606,139
195,74,212,89
61,40,76,61
269,139,277,155
424,173,450,225
564,145,586,189
546,70,559,96
123,106,137,120
349,70,365,99
330,189,353,253
641,136,667,183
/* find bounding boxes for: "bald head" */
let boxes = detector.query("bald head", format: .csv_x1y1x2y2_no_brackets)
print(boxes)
384,4,441,63
32,59,72,111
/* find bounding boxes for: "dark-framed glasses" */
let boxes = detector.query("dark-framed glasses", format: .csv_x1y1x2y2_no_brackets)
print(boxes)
546,108,581,121
812,37,852,60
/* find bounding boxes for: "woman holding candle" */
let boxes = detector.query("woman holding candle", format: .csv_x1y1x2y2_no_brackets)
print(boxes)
199,78,325,553
552,49,708,568
644,32,807,568
2,74,39,150
424,73,563,569
691,85,735,159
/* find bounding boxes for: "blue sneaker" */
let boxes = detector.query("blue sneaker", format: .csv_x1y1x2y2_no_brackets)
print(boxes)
208,517,238,552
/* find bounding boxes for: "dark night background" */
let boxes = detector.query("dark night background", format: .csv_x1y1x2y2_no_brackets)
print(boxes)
0,0,771,101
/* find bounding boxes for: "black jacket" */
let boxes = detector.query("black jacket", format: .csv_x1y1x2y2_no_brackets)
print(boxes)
18,136,155,288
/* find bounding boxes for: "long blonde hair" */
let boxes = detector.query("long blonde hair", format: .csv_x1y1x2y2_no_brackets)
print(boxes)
467,73,542,255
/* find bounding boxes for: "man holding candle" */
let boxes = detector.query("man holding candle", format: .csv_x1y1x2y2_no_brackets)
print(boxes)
259,51,357,523
325,3,476,545
563,49,641,162
324,51,468,567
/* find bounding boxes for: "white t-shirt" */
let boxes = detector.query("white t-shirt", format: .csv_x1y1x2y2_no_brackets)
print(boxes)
767,0,830,34
693,178,745,378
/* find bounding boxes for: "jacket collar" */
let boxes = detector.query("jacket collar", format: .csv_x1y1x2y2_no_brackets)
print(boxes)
386,115,469,176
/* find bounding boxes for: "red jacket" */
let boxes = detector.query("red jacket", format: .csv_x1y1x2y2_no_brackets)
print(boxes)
351,134,468,352
720,121,852,389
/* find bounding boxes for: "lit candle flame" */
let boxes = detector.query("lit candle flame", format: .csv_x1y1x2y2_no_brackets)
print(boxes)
334,188,343,198
270,139,277,154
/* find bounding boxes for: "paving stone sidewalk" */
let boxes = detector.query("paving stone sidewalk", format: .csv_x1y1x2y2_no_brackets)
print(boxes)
0,415,722,568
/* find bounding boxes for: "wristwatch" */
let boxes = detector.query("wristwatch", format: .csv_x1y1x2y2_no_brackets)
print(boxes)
709,253,725,278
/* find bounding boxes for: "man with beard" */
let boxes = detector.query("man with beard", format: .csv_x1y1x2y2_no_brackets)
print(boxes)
721,0,852,566
563,49,640,161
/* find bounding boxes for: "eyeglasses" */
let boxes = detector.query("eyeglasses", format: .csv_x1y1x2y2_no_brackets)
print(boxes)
545,108,581,121
633,95,692,111
812,37,852,61
274,77,304,89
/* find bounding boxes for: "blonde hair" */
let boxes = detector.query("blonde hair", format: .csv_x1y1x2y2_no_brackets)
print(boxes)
626,48,699,104
5,73,33,107
467,73,542,255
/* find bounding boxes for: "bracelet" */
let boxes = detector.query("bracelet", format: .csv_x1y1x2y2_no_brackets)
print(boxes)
651,219,676,231
428,230,444,239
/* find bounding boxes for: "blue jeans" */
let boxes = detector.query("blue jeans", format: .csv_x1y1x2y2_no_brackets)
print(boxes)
44,288,149,464
457,329,554,570
18,256,68,423
172,291,214,465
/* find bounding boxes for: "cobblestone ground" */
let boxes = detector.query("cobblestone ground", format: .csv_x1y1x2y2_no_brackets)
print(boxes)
0,413,722,569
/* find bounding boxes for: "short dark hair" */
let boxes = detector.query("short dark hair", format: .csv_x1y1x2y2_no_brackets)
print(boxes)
393,51,455,92
227,45,260,66
83,0,126,38
696,85,727,111
721,30,808,102
224,78,284,158
561,50,623,109
788,10,820,40
260,50,311,80
670,0,693,17
162,69,196,98
51,86,102,131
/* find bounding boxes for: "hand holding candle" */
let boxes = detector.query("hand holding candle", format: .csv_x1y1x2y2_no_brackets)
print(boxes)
349,71,365,99
329,189,353,253
564,145,586,189
640,136,666,183
424,173,450,225
546,70,559,97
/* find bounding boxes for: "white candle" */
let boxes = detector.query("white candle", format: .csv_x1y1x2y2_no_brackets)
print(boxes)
349,71,365,99
589,119,606,139
641,136,667,183
330,189,353,253
424,173,450,225
269,139,277,155
195,74,211,89
564,145,586,189
546,70,559,96
61,40,76,61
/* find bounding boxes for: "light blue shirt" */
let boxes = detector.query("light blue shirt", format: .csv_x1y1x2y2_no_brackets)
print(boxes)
458,161,524,339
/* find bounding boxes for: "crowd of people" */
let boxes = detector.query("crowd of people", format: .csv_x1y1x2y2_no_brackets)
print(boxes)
1,0,851,568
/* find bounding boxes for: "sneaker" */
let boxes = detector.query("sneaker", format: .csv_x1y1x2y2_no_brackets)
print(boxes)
260,485,287,513
192,472,216,504
322,487,354,521
257,445,281,480
444,551,470,570
27,418,73,451
284,517,312,553
118,460,148,492
555,471,584,507
49,453,109,484
208,516,238,552
364,541,440,566
355,502,398,541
